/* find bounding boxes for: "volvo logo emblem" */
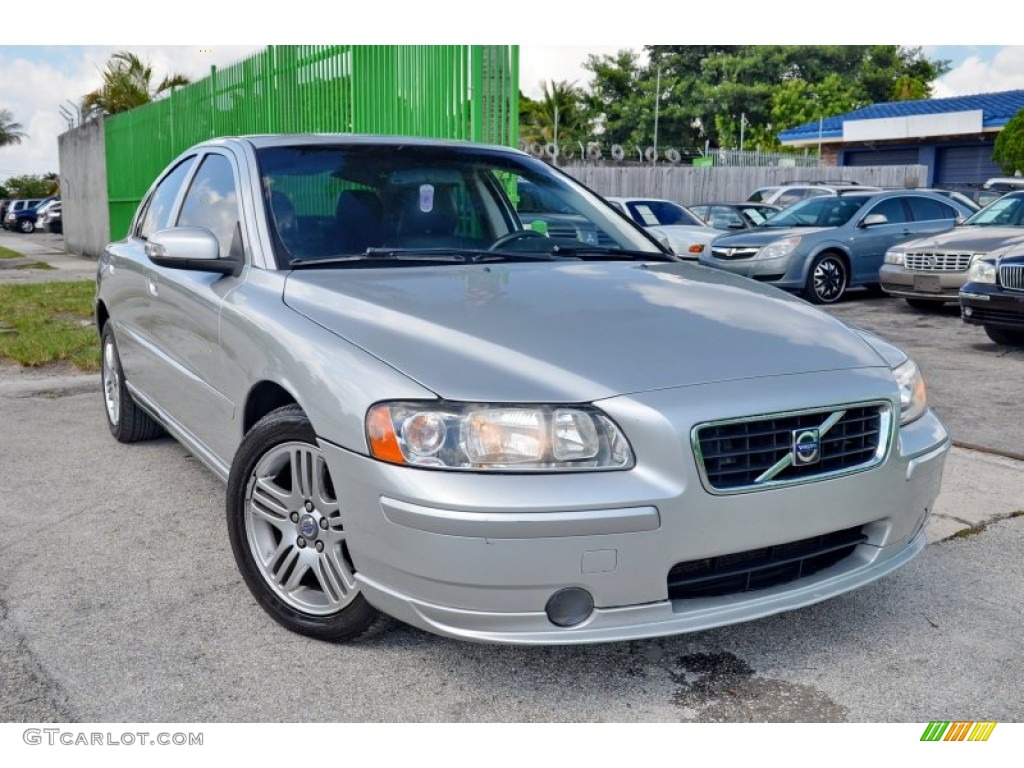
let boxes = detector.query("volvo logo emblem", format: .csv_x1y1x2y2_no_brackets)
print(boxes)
298,514,319,539
792,429,821,466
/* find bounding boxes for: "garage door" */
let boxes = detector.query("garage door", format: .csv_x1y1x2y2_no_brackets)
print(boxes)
935,144,1001,186
843,148,920,166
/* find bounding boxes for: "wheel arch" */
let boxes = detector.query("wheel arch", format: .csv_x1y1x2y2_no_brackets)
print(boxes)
95,299,110,336
243,380,302,435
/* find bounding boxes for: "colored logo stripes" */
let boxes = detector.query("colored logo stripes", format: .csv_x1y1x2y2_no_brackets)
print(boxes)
921,721,997,741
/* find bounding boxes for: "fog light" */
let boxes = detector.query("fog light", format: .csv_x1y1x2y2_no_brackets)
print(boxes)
545,587,594,627
963,306,973,317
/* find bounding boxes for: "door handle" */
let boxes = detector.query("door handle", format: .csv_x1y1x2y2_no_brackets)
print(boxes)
146,273,159,298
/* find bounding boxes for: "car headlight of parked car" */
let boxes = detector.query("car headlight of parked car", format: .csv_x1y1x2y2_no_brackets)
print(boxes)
757,235,801,260
893,359,927,425
967,258,997,284
366,402,635,470
883,248,905,266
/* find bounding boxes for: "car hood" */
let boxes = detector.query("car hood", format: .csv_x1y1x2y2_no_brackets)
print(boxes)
711,226,831,247
283,261,887,402
898,226,1024,253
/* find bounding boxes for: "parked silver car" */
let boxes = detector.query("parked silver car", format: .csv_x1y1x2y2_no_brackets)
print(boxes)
96,135,949,645
881,191,1024,308
703,190,974,304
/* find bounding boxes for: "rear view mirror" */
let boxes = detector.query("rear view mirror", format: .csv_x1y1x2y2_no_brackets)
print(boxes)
146,227,241,276
859,214,889,228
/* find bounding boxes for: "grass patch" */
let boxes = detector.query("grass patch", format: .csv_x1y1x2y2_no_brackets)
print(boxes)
0,281,98,370
14,261,55,270
0,245,25,259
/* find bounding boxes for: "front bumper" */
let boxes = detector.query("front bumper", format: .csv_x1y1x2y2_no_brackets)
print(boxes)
880,264,967,301
320,367,949,645
960,281,1024,329
698,250,804,288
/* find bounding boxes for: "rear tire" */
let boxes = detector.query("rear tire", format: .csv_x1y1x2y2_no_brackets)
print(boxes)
101,324,164,443
984,325,1024,346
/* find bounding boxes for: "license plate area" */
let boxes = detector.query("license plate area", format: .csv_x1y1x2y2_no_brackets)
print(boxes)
913,274,942,293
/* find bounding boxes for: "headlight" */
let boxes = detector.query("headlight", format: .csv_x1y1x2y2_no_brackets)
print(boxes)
893,359,927,425
884,248,905,265
967,259,996,284
757,236,801,260
366,402,634,471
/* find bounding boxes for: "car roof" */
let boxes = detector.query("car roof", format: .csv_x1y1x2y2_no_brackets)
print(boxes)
204,134,525,155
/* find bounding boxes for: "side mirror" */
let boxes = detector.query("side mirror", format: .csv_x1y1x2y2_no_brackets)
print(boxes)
145,227,241,276
954,215,967,226
859,213,889,228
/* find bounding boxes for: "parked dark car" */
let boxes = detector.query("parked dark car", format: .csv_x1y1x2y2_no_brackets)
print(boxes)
688,202,781,231
702,190,974,304
3,198,42,231
960,251,1024,346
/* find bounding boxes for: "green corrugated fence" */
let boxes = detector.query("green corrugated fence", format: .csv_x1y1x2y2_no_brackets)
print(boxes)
105,45,519,239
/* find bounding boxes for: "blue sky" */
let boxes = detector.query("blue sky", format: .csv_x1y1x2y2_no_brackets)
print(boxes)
3,43,1022,179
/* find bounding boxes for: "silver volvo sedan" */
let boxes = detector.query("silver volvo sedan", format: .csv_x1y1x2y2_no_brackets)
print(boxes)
95,135,950,645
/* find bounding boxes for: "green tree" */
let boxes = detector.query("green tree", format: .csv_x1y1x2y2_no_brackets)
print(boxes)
519,80,591,156
82,51,191,119
993,108,1024,176
0,108,27,146
4,174,57,198
580,46,950,152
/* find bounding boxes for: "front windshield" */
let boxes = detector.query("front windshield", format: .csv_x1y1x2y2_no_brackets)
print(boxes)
964,193,1024,227
763,195,869,228
255,144,664,266
626,200,703,228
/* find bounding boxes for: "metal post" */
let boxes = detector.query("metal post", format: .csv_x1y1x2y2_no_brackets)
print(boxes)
818,115,824,166
553,101,559,164
739,112,745,152
652,65,661,166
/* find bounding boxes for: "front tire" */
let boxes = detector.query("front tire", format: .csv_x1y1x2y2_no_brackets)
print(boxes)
18,218,33,234
802,253,848,304
101,324,164,443
226,405,391,642
984,325,1024,346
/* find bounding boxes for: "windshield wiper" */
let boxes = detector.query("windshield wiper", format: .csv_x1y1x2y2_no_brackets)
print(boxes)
289,247,563,268
547,244,676,261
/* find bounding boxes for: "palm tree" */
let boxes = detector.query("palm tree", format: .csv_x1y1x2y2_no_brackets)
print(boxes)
0,108,27,146
520,80,591,154
82,51,191,119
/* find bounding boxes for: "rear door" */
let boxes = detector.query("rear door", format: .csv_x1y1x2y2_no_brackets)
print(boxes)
851,196,913,283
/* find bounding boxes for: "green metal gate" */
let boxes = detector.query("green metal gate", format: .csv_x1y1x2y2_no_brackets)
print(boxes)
105,45,519,238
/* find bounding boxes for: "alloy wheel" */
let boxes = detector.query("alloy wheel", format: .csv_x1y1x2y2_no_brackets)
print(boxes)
244,441,358,616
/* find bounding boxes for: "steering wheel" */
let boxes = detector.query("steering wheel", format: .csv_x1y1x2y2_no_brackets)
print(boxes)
489,229,549,251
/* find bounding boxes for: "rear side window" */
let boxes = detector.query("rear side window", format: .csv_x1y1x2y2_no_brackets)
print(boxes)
176,154,242,259
867,197,909,224
137,159,195,239
908,197,958,222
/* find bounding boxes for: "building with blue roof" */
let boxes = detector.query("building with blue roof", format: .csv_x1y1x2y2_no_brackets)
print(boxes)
777,89,1024,188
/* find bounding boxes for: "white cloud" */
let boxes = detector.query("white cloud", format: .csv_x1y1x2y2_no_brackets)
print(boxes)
0,46,262,180
932,46,1024,98
519,46,647,100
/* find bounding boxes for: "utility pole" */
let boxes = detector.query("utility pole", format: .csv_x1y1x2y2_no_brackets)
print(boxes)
739,112,747,152
553,102,559,163
652,65,661,166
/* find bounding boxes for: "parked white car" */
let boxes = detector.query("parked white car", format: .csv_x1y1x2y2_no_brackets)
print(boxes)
605,197,719,259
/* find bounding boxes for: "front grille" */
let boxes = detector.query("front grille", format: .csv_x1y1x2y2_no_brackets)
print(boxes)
667,526,867,600
711,247,759,260
905,252,973,272
966,307,1024,326
694,404,888,493
1000,264,1024,291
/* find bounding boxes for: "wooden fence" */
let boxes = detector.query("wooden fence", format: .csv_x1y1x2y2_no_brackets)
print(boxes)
559,163,930,206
